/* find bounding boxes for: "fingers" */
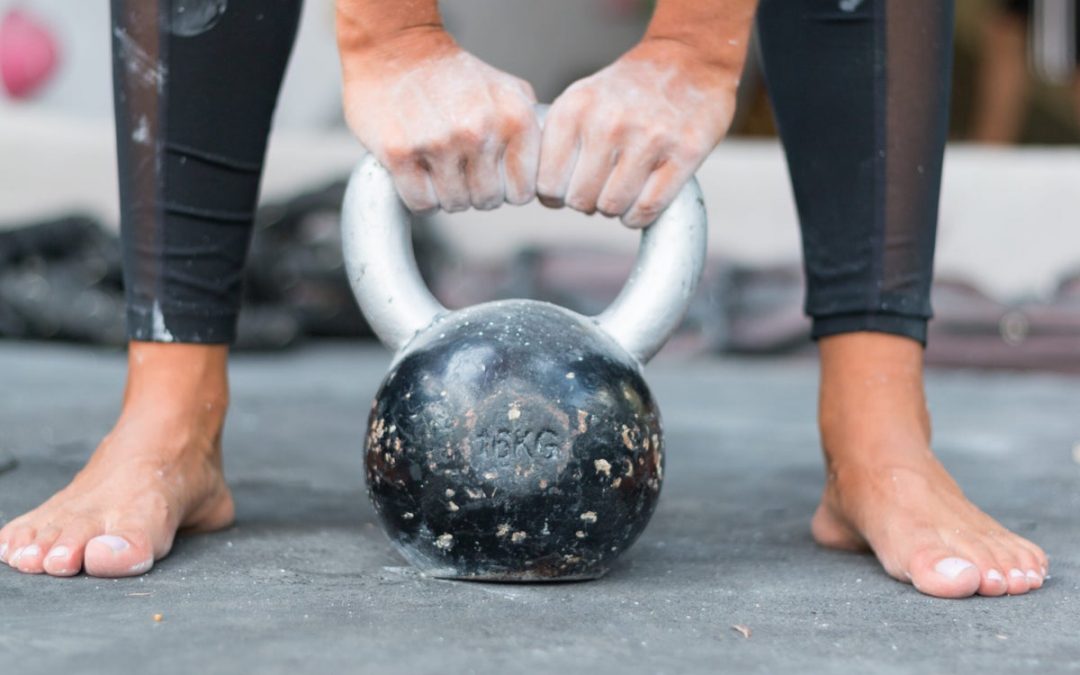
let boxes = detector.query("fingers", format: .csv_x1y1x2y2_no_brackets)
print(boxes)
595,148,658,220
564,133,620,215
427,151,472,213
536,105,580,209
382,151,439,214
563,140,692,229
534,41,737,227
378,101,539,214
503,115,541,206
465,138,505,211
622,157,697,228
477,100,541,209
357,55,539,216
538,92,706,227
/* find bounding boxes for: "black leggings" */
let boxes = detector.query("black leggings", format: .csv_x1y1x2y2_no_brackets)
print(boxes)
111,0,954,345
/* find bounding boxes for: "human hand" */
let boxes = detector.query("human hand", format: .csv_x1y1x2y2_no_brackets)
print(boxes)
341,29,540,213
537,38,740,228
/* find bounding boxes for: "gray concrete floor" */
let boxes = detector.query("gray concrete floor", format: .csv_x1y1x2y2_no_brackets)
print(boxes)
1,342,1079,674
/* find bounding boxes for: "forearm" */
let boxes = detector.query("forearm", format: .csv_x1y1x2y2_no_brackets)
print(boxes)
336,0,446,54
645,0,758,74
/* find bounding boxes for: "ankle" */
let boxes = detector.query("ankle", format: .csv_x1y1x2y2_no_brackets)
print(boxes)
817,332,931,449
121,341,230,426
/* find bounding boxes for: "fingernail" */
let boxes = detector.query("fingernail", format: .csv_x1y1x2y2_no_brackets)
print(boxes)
934,557,975,579
986,569,1005,584
1026,569,1041,583
1009,568,1025,581
45,545,70,561
92,535,130,553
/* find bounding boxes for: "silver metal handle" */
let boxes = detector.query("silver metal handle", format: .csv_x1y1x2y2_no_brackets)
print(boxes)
342,154,707,364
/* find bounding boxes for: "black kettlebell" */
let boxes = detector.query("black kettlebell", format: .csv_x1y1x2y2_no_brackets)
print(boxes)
342,153,706,581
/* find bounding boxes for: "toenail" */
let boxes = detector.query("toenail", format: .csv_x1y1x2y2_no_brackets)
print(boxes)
1026,570,1041,583
45,546,70,561
19,544,41,560
129,559,153,574
0,543,7,561
9,547,25,565
1009,568,1025,581
934,557,975,579
92,535,130,553
987,569,1004,584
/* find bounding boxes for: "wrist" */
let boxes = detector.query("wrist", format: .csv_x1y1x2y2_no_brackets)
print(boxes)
625,35,744,88
338,22,458,75
639,0,756,78
336,0,453,59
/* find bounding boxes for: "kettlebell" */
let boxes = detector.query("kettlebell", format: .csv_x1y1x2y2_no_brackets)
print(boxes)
342,152,706,581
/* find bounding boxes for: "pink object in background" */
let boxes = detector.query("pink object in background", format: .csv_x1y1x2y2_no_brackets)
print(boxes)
0,8,60,99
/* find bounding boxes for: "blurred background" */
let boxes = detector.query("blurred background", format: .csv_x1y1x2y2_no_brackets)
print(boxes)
0,0,1078,371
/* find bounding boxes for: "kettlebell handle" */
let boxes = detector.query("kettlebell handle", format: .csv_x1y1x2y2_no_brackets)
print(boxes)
342,143,707,364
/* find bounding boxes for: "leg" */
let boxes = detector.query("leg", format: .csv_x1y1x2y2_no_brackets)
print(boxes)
971,1,1031,143
758,0,1048,598
0,0,302,577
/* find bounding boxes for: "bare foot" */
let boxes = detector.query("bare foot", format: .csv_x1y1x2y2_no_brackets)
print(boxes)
812,333,1049,599
0,343,235,578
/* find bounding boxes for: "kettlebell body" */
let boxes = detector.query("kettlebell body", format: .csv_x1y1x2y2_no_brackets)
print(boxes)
367,299,662,580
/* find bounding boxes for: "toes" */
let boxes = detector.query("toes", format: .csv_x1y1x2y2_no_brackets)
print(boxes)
12,544,45,574
1014,547,1044,590
991,541,1041,594
1005,567,1031,595
990,546,1033,595
84,532,155,578
1014,537,1050,578
1015,550,1041,587
959,543,1009,597
908,549,982,599
980,568,1009,597
5,525,37,570
13,527,61,575
43,518,101,577
42,545,77,576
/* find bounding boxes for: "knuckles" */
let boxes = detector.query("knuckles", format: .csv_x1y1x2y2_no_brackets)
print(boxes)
380,142,416,169
382,101,537,168
625,198,666,228
449,122,489,151
564,195,597,214
500,105,535,137
596,197,629,218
